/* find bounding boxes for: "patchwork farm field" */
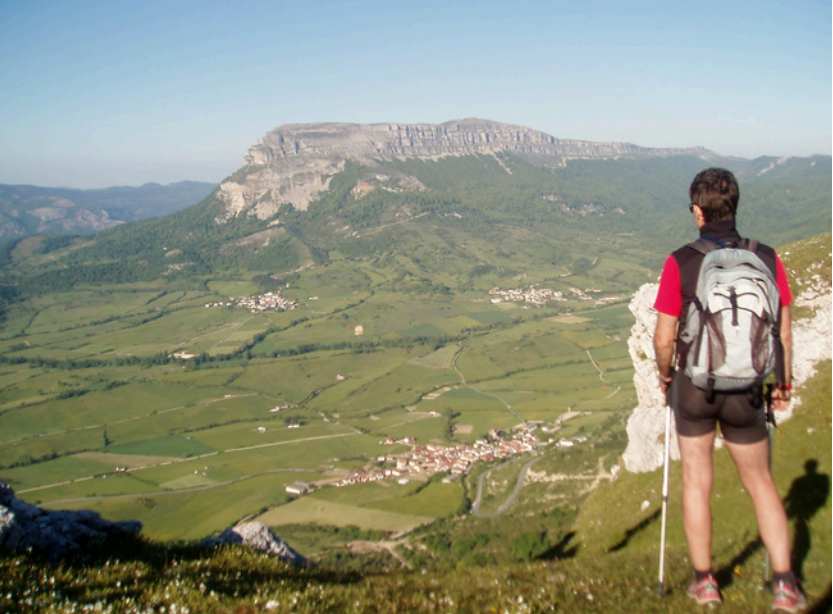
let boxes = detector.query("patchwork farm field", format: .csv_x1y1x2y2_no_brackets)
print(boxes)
0,273,636,541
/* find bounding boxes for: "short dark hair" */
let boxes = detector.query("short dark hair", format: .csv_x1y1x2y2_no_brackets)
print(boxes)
689,168,739,222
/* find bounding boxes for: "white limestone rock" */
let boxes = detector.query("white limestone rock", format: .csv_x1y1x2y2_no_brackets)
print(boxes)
217,120,707,221
202,521,308,567
622,283,679,473
621,277,832,474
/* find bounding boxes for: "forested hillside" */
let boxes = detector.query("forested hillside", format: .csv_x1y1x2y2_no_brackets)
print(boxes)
1,154,829,301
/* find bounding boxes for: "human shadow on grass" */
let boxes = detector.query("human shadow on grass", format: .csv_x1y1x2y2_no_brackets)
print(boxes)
606,508,660,553
715,458,830,591
783,459,830,582
536,531,579,560
806,582,831,614
715,534,764,589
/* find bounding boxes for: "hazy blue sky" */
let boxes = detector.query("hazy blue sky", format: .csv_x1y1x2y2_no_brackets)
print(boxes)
1,0,830,188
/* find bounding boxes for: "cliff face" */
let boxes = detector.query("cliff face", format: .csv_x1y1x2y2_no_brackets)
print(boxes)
216,119,709,221
622,267,832,474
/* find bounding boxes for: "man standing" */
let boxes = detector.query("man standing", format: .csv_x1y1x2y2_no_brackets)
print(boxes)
653,168,806,612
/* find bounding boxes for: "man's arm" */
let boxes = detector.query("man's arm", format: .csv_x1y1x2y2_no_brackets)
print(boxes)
772,304,792,411
654,311,678,395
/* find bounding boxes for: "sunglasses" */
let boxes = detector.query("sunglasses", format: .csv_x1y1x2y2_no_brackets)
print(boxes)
688,202,697,213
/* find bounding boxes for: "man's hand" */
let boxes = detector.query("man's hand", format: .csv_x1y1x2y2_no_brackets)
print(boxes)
654,312,678,404
770,385,792,411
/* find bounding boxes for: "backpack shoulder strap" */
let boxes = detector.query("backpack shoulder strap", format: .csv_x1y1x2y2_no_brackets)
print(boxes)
686,236,726,255
740,238,759,253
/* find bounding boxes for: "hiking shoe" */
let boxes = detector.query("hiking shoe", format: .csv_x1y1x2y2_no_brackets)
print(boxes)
772,580,807,613
687,574,722,606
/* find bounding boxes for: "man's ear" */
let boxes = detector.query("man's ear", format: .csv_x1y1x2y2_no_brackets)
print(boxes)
693,205,706,228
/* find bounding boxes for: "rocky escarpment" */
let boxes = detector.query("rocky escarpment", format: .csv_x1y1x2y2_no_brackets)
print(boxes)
0,481,307,565
216,119,710,221
622,267,832,474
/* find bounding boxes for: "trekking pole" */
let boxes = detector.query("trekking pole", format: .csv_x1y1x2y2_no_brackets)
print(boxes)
762,382,776,589
657,399,672,597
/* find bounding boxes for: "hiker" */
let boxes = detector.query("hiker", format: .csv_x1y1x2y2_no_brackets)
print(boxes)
652,168,806,612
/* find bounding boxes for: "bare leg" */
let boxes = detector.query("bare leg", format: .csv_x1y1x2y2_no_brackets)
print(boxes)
724,438,792,573
678,431,717,572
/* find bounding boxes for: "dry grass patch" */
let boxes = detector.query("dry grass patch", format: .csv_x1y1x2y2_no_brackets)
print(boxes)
255,497,433,533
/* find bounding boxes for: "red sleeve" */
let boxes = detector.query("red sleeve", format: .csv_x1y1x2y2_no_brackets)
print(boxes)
654,255,682,317
775,253,792,306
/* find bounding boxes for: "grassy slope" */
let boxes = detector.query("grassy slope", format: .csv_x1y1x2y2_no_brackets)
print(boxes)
1,360,827,613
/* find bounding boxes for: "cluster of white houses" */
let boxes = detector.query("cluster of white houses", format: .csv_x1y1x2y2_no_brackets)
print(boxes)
488,286,564,305
331,427,575,488
488,285,625,306
284,426,589,495
204,291,297,312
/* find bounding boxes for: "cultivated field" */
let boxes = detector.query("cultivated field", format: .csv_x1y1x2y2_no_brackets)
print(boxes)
0,271,636,542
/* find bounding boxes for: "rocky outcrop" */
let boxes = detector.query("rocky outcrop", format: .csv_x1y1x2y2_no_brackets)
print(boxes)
622,272,832,474
202,521,308,567
1,481,308,565
216,119,710,221
621,283,679,473
0,481,142,558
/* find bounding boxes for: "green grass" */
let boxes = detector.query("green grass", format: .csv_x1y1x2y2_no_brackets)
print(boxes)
0,428,104,469
0,217,829,611
45,472,304,540
256,495,433,533
408,344,459,369
2,455,115,489
4,357,827,612
575,360,832,599
106,434,217,458
366,480,465,517
362,410,449,442
0,227,827,613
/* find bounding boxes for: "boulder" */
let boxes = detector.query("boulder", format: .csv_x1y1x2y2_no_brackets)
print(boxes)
0,481,141,558
202,521,308,567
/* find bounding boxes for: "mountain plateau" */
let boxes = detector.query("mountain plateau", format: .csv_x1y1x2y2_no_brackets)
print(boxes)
216,118,713,221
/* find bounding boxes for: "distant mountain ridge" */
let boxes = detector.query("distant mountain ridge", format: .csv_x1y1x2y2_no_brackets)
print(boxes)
217,118,715,220
1,119,828,306
0,181,217,240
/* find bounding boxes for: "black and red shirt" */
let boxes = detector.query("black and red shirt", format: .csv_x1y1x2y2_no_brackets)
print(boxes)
654,219,792,367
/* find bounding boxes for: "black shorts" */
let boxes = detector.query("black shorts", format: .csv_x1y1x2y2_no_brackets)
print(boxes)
670,372,768,444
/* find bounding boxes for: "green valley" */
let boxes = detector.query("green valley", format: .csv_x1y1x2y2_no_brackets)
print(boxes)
0,142,829,599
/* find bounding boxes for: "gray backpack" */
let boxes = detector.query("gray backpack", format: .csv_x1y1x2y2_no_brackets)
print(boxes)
679,237,781,397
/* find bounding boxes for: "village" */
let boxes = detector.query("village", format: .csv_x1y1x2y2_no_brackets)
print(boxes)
285,422,589,495
488,285,564,305
487,285,624,306
204,290,297,312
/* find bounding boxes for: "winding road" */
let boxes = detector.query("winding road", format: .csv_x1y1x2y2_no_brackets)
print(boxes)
470,455,543,518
